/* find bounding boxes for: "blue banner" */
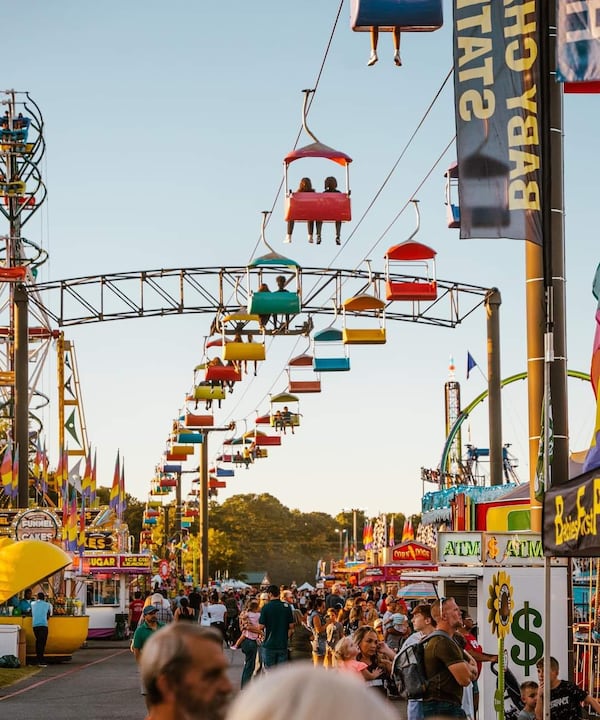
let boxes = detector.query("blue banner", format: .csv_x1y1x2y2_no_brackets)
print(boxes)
453,0,542,244
557,0,600,82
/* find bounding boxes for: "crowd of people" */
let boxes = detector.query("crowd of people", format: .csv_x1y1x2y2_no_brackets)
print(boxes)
131,583,508,720
129,583,600,720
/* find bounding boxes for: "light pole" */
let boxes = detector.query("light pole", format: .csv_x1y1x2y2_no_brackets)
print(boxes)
335,528,347,559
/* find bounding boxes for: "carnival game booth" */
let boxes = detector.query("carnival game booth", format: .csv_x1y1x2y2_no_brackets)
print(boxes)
403,530,568,720
0,532,89,661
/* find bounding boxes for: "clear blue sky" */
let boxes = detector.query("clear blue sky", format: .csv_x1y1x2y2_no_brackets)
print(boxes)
4,0,599,519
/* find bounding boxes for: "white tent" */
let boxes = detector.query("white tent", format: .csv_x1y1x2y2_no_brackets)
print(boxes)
222,579,252,590
297,581,315,591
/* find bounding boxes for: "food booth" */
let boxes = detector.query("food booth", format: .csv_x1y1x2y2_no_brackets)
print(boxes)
402,530,568,720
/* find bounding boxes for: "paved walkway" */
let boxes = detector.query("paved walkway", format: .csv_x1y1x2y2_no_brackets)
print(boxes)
0,639,407,719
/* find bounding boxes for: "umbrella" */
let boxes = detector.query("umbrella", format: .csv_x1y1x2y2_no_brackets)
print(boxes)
397,581,438,600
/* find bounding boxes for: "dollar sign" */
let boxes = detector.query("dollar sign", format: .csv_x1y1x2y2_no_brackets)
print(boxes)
487,537,498,560
511,601,544,674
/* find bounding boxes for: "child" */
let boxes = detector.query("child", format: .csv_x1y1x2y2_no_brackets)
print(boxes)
335,635,385,686
232,598,261,649
517,680,538,720
334,636,368,675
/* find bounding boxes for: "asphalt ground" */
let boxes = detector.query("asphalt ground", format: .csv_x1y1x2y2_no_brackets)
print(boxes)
0,640,407,719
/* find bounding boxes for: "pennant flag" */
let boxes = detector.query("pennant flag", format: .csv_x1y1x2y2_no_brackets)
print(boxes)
66,485,78,551
109,451,120,514
33,442,42,481
590,263,600,397
54,446,63,495
1,441,13,500
90,449,97,504
65,409,80,445
583,264,600,473
78,494,86,557
467,352,477,379
401,519,409,542
41,442,49,496
68,458,83,491
81,450,92,501
534,388,553,502
11,446,19,500
61,446,70,525
401,517,415,542
389,516,395,547
119,457,127,516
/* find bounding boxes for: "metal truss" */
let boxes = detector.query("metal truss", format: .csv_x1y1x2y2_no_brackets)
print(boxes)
28,266,493,332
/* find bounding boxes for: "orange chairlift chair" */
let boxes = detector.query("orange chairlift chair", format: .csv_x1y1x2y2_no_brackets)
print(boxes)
342,261,386,345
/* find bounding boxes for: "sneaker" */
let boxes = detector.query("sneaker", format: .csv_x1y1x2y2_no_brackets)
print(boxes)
394,52,402,67
284,234,292,244
335,237,341,245
367,52,378,67
316,235,321,244
308,235,314,243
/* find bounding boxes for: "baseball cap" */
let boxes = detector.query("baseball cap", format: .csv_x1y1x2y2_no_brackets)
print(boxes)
143,605,158,615
392,612,407,627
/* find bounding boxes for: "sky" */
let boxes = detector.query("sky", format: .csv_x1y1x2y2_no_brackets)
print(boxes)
2,0,600,521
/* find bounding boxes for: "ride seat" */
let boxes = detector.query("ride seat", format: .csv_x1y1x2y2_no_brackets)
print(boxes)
285,192,351,222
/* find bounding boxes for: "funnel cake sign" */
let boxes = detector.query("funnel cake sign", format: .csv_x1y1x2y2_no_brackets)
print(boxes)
14,508,60,542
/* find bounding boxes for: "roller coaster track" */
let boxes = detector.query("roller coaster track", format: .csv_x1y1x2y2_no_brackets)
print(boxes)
27,266,493,331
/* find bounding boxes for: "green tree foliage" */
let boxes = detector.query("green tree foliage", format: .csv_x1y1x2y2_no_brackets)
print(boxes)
207,493,342,585
122,490,422,587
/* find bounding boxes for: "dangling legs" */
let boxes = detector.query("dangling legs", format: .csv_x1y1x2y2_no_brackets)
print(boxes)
285,220,293,243
307,220,314,243
393,27,402,66
368,27,379,66
335,221,341,245
315,220,322,244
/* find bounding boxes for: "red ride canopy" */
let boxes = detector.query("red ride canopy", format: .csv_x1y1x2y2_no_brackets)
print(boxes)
284,142,352,166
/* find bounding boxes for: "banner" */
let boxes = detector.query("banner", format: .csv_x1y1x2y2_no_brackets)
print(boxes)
453,0,542,243
544,467,600,556
557,0,600,82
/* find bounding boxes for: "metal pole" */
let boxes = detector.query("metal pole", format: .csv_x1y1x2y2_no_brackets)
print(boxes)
199,437,209,587
14,283,29,508
175,470,182,577
485,288,503,486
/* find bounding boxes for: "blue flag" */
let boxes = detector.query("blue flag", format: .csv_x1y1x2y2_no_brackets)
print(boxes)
467,352,477,379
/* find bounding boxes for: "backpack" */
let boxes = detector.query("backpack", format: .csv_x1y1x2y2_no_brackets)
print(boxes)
392,630,448,700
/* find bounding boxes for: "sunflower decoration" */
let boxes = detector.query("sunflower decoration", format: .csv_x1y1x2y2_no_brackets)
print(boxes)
487,570,514,638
